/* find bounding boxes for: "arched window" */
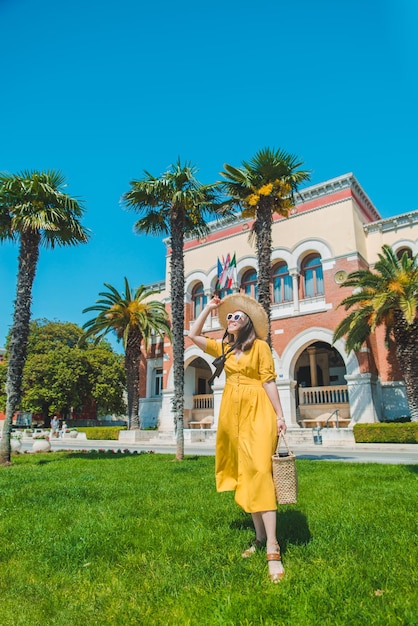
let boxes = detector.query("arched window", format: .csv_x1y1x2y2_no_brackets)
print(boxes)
301,254,324,297
272,262,292,303
396,247,413,260
191,282,207,318
241,269,258,299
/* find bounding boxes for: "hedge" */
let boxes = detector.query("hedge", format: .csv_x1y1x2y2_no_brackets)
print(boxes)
353,422,418,444
76,426,127,440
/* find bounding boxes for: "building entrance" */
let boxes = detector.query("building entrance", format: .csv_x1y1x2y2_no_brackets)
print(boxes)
295,342,350,427
184,356,214,428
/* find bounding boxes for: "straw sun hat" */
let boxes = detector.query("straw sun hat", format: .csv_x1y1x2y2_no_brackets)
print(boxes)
217,294,269,340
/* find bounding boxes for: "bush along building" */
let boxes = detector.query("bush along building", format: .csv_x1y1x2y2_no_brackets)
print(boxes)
138,173,417,441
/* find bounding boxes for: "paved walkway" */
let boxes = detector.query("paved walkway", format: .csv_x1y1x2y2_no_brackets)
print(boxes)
38,437,418,464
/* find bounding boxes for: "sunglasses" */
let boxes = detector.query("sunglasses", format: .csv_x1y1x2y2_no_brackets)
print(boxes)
226,312,246,322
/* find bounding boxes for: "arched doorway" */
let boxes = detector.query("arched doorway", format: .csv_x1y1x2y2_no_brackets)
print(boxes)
295,341,345,388
184,356,214,427
294,341,350,426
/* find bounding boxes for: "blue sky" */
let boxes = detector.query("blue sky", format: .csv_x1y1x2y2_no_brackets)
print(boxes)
1,0,417,353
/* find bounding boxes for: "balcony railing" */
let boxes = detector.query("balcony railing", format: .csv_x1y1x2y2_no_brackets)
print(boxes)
193,394,214,410
299,385,349,406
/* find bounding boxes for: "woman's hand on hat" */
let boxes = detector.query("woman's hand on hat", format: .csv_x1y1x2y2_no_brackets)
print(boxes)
207,296,221,310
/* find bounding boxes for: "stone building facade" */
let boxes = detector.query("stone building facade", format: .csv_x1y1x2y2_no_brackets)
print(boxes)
139,173,418,435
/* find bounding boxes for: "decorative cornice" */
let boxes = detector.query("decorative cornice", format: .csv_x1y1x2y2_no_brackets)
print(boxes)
163,213,241,248
147,280,166,293
297,173,354,201
163,173,389,249
363,210,418,234
296,173,380,221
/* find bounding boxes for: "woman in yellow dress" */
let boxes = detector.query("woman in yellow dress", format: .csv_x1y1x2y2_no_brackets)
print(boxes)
189,293,287,583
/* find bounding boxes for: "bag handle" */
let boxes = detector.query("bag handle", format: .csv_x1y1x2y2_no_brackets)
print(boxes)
275,432,292,456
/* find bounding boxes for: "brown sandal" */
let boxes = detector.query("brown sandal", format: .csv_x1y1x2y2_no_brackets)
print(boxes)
241,538,266,558
267,546,284,583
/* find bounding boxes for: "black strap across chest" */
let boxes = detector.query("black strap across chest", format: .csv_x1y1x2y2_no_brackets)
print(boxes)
208,334,239,385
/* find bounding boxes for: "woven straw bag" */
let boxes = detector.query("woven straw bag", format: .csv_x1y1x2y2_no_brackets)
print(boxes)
272,433,298,505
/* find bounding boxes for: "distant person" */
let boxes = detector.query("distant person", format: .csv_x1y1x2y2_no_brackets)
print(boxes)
60,420,68,438
50,415,59,438
189,293,287,583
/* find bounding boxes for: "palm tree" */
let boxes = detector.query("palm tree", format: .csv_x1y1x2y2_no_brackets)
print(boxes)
0,170,89,465
122,160,227,460
82,279,171,430
333,245,418,421
221,147,310,343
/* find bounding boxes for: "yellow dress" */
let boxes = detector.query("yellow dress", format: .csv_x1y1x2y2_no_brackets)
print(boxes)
205,337,278,513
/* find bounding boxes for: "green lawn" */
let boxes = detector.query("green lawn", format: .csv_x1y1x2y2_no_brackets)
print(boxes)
0,452,417,626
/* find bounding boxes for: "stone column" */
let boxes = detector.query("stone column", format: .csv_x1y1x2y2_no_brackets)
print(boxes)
345,373,379,424
277,379,299,427
204,289,213,329
211,380,224,430
158,389,175,433
290,269,299,313
307,346,318,387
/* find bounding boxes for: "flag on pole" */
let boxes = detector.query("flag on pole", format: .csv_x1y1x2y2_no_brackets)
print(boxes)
217,257,223,281
227,253,237,287
216,253,237,290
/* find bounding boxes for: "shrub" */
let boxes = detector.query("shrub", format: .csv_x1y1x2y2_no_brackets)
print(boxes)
353,422,418,444
75,426,127,440
385,415,411,423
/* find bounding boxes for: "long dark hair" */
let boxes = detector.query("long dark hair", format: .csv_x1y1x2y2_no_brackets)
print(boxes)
227,314,257,352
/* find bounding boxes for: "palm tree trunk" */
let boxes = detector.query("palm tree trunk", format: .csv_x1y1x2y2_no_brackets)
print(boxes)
254,199,272,345
393,316,418,422
125,327,142,430
0,232,40,465
170,206,185,460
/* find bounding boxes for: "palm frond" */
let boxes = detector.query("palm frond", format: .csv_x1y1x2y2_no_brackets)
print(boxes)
82,278,171,350
133,211,170,236
399,295,418,325
0,170,89,248
221,147,310,216
333,308,373,352
123,160,225,241
334,244,418,352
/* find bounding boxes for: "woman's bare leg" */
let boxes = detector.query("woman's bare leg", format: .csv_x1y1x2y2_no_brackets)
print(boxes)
261,510,284,579
241,512,266,557
251,512,267,542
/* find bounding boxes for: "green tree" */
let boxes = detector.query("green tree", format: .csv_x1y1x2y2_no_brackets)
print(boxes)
123,160,227,459
221,148,310,343
82,279,171,430
26,318,82,354
82,343,127,418
22,349,87,421
0,320,126,424
333,245,418,421
0,170,89,464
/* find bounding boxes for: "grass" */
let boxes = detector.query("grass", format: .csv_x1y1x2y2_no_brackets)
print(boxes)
0,452,417,626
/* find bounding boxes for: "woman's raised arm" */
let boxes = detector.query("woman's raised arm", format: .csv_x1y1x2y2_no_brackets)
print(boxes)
188,296,221,351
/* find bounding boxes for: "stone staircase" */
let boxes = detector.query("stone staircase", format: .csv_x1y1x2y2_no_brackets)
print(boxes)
285,427,318,446
124,425,354,447
287,426,355,447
